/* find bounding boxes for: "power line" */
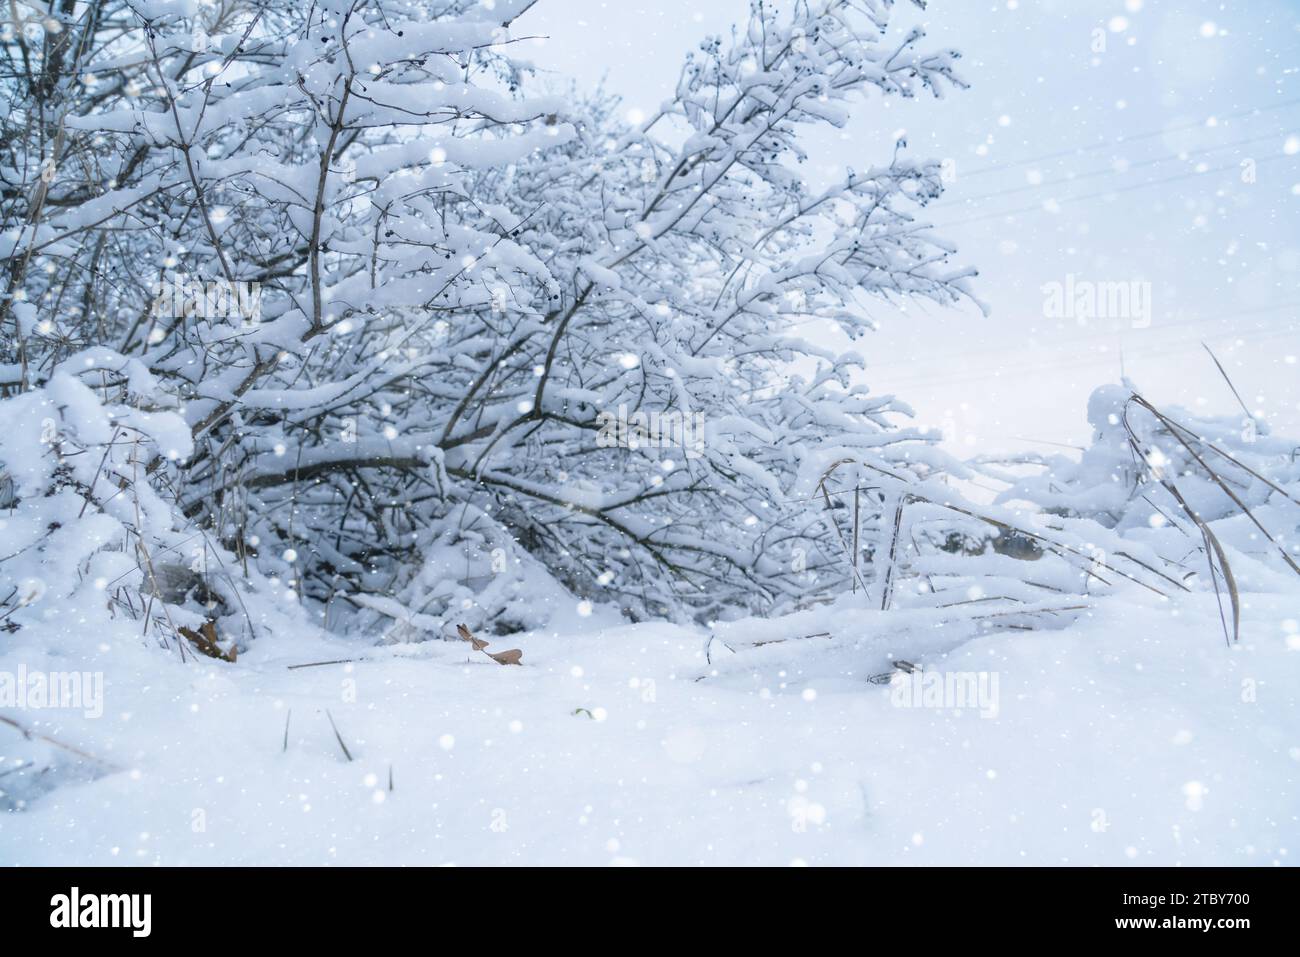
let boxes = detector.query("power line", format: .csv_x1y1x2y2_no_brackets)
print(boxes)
960,96,1300,179
933,152,1297,230
949,128,1291,208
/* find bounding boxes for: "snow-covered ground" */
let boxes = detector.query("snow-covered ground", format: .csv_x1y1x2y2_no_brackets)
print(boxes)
3,589,1296,866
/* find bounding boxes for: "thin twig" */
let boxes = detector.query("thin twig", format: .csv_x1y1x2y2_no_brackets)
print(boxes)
324,709,353,762
0,714,121,771
287,658,358,670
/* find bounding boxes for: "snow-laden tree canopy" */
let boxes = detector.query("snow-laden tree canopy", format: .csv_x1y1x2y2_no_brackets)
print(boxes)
2,0,991,636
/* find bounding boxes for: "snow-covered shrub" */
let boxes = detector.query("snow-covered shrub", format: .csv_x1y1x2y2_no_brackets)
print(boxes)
229,0,984,627
2,0,993,635
2,0,577,635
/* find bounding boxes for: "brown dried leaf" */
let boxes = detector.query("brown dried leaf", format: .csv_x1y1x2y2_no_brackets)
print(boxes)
178,620,236,662
178,625,214,654
456,623,489,650
457,623,522,665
